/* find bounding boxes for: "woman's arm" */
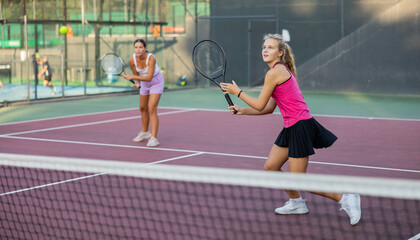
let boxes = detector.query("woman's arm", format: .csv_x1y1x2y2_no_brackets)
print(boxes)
221,65,290,112
126,57,140,87
228,97,277,115
221,69,279,111
124,54,156,82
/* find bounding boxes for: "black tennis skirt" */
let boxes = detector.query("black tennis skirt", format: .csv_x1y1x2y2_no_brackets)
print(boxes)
274,118,337,158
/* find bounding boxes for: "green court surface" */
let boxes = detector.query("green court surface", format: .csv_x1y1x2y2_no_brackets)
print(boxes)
0,88,419,124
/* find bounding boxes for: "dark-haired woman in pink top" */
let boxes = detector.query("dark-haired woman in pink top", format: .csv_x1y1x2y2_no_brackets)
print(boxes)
220,33,361,225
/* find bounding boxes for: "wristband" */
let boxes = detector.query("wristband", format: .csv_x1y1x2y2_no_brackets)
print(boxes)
237,90,243,98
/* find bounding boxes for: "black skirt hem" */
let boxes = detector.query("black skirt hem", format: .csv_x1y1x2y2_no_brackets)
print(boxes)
274,118,337,158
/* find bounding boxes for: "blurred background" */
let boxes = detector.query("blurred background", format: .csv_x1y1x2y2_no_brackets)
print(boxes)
0,0,419,104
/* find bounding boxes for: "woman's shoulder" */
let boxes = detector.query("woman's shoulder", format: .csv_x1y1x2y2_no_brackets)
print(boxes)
128,55,135,65
147,53,156,63
266,64,290,85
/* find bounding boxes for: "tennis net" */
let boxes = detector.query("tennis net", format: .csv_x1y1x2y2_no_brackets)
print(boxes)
1,153,419,240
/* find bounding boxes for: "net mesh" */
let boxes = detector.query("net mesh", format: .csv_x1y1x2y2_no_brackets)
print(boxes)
1,153,419,240
100,54,125,75
192,41,225,80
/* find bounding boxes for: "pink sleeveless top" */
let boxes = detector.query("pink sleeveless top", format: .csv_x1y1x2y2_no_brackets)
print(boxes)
271,62,312,128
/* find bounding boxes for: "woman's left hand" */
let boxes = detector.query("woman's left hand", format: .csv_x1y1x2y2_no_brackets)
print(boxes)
122,74,132,80
220,80,241,96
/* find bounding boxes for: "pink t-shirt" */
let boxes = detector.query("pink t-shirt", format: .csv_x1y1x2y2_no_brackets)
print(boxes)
271,63,312,128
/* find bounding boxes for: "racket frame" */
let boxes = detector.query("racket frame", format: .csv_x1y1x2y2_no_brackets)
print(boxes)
100,53,134,84
192,39,235,107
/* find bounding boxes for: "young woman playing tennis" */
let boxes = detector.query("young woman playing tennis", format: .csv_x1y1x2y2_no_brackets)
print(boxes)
220,33,361,225
123,39,164,147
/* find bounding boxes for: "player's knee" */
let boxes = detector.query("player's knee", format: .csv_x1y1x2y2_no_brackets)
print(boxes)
139,106,148,113
148,106,158,116
264,163,279,171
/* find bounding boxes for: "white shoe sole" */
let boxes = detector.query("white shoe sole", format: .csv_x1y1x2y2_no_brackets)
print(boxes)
275,208,309,215
146,142,159,147
133,134,151,142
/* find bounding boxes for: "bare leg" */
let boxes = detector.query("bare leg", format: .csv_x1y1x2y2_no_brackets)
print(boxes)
269,145,359,224
264,144,289,172
43,80,55,92
139,94,150,132
147,94,161,138
288,157,342,202
264,144,342,202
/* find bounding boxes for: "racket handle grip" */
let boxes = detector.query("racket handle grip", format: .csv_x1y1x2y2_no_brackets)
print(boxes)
224,93,238,114
129,80,134,84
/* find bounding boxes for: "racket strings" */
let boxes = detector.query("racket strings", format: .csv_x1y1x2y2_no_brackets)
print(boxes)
101,55,124,75
193,42,225,80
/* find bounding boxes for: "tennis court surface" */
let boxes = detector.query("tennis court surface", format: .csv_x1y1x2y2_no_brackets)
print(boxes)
1,104,419,239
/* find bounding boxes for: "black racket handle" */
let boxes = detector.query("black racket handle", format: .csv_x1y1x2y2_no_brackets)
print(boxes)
224,93,238,114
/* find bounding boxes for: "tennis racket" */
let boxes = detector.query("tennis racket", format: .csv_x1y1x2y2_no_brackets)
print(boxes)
192,40,237,114
100,53,135,84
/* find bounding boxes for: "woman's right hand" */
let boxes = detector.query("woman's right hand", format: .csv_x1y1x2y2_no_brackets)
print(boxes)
229,104,243,115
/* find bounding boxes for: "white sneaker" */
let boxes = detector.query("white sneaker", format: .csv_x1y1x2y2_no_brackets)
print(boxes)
275,199,309,215
340,194,361,225
133,131,151,142
146,137,160,147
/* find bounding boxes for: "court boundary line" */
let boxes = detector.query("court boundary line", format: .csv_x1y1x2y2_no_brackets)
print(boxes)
1,106,419,127
0,107,139,126
408,233,420,240
1,108,196,136
2,135,419,174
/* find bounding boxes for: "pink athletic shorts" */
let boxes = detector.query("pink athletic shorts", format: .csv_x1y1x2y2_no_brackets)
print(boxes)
140,71,164,95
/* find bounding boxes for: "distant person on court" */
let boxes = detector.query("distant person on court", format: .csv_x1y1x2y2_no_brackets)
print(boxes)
0,80,4,88
123,39,164,147
220,33,361,225
36,55,56,95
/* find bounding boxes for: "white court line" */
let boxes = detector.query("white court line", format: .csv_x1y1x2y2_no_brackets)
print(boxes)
308,160,420,173
0,108,196,137
408,233,420,240
0,107,200,127
0,107,138,126
1,106,418,127
0,173,106,196
2,135,420,174
0,152,205,197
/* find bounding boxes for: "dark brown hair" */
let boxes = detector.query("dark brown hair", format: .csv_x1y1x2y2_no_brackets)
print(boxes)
133,39,147,48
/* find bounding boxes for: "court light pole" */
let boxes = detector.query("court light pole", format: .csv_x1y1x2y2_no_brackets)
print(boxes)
24,15,29,101
81,0,87,95
194,0,198,86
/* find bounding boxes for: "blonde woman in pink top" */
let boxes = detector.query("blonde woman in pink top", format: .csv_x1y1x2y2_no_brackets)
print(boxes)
220,33,361,225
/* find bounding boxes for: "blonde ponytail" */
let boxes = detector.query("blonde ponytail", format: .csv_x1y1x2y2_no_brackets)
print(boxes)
283,43,297,79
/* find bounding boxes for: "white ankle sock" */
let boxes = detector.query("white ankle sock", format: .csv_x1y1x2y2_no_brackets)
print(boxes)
290,197,304,203
339,194,348,205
